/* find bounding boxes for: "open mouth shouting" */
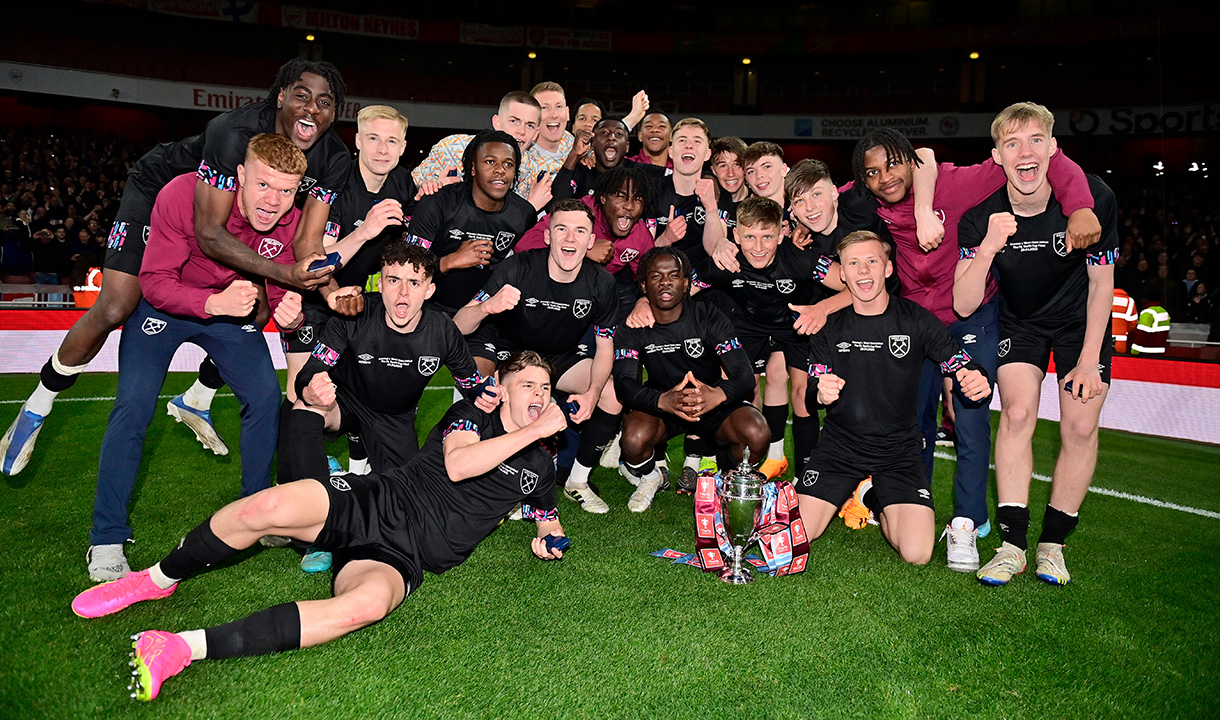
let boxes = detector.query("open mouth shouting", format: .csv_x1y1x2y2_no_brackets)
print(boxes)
527,400,544,421
602,145,619,163
295,119,318,145
1015,162,1040,183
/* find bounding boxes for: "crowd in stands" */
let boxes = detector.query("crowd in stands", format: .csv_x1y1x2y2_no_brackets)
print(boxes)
0,129,145,287
1112,176,1219,328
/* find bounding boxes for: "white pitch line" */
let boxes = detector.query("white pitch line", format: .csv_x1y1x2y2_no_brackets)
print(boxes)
932,449,1220,521
0,386,456,405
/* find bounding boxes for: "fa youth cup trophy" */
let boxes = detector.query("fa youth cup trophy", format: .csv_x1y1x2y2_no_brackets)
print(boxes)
717,449,769,584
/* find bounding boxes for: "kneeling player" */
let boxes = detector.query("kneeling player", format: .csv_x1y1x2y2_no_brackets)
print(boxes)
613,247,769,511
955,102,1117,586
799,232,989,565
71,352,567,702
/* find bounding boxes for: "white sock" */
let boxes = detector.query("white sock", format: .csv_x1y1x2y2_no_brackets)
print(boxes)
177,629,208,661
182,380,217,411
767,439,784,461
567,460,593,487
348,457,369,475
26,383,58,416
683,454,699,470
147,562,179,590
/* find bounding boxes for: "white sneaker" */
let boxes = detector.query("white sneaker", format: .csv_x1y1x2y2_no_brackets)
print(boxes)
619,462,640,487
941,516,979,572
564,482,609,514
599,432,622,468
627,471,664,512
166,395,229,456
87,543,131,583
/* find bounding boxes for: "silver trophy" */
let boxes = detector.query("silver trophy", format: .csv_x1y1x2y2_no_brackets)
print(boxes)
716,449,769,585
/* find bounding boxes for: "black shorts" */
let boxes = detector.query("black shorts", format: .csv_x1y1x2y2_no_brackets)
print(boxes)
282,303,333,354
633,399,757,447
103,220,153,275
312,473,424,589
471,324,592,380
336,395,419,472
795,430,933,511
738,326,807,374
997,316,1113,384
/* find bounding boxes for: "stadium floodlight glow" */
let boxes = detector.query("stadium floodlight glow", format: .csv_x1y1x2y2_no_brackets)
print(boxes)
1153,161,1165,171
528,52,537,59
1189,162,1199,172
969,52,980,60
306,34,315,42
742,58,752,65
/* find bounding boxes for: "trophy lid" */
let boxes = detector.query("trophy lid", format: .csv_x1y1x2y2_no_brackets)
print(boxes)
726,447,767,484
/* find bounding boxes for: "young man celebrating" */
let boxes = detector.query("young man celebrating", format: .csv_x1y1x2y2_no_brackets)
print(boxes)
741,142,788,207
650,118,726,267
1,59,351,475
455,200,622,513
955,102,1118,586
846,127,1100,570
552,118,667,202
709,136,750,231
71,352,567,702
84,135,311,581
629,111,674,169
410,91,541,188
800,231,990,566
614,247,770,511
406,130,537,316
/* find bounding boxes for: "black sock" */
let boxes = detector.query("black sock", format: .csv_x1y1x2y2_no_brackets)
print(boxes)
1038,504,1079,545
625,456,655,478
347,433,368,462
575,409,621,467
275,399,296,484
762,403,788,444
997,504,1032,551
791,415,819,474
159,519,241,581
204,602,302,659
39,358,78,392
683,436,712,459
198,356,225,390
280,409,328,482
861,485,882,516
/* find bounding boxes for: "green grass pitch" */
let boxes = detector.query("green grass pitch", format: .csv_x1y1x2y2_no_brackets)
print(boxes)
1,370,1217,719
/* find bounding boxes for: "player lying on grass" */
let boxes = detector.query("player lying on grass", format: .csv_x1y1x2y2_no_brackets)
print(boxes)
613,247,769,511
955,101,1117,587
798,231,990,565
278,242,490,573
71,351,568,702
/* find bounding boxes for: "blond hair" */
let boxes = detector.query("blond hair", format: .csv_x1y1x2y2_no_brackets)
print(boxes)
990,101,1055,146
357,105,408,135
670,117,710,143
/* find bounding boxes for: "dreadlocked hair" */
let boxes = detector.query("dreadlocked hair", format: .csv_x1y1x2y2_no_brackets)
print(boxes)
594,165,657,211
851,128,922,188
265,58,347,112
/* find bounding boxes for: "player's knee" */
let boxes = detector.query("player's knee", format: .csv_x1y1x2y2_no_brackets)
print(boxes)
620,425,652,462
900,543,933,566
334,590,393,631
234,486,296,531
93,294,136,330
1060,415,1099,448
1001,403,1037,434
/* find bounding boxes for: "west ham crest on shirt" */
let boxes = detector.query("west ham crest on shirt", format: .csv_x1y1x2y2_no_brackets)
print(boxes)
297,326,314,345
141,318,167,335
684,338,704,358
258,237,284,258
694,205,706,224
520,469,539,494
299,176,317,193
1052,232,1069,257
802,470,819,486
142,226,151,245
619,248,639,264
573,299,591,318
998,338,1011,358
495,231,516,252
417,355,439,376
776,279,796,294
889,334,910,358
329,476,351,491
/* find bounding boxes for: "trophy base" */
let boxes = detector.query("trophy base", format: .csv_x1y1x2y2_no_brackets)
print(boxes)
720,567,754,585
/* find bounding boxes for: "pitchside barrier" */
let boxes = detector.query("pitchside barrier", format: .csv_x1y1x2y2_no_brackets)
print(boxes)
0,308,1217,445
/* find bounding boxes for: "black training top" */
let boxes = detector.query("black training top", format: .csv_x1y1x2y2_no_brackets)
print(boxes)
808,296,981,445
691,242,835,334
387,401,558,575
406,182,536,314
473,249,619,354
296,297,483,414
613,300,754,412
958,175,1119,324
324,162,420,292
649,175,722,267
